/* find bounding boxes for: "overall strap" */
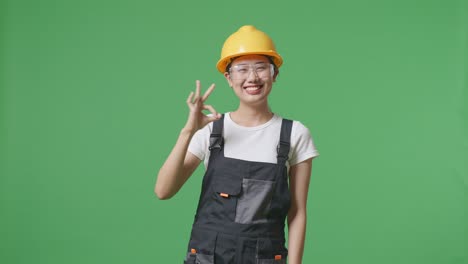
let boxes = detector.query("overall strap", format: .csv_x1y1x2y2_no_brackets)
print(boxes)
277,118,293,165
209,114,224,151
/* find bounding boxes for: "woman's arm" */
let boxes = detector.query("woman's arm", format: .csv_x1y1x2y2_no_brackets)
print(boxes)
155,131,202,200
287,158,313,264
155,80,220,200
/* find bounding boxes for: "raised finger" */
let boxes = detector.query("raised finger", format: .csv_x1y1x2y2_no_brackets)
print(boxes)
201,83,216,102
194,80,201,102
186,91,194,105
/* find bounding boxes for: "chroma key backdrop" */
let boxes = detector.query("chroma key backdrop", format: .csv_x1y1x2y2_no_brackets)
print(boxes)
1,0,466,263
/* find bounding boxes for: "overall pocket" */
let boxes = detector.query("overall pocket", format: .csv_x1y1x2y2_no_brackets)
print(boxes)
184,228,217,264
183,252,214,264
257,259,286,264
235,178,275,224
256,238,288,264
212,173,242,222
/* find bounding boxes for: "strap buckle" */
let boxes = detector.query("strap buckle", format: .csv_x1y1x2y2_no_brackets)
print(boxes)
277,140,290,162
209,134,224,151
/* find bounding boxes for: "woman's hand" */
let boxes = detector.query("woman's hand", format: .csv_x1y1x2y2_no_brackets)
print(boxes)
183,80,221,134
155,80,218,199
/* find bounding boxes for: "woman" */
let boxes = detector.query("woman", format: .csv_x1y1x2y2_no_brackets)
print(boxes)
155,25,319,264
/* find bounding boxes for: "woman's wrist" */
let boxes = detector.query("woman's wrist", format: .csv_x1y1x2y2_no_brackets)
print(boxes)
180,127,196,138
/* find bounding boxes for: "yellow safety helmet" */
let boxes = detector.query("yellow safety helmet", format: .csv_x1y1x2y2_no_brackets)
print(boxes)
216,25,283,73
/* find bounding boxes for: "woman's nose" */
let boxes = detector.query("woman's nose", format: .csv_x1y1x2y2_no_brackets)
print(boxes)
246,68,260,81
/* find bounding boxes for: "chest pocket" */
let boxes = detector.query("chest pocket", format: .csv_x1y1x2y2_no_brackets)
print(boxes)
212,175,276,224
212,173,242,222
236,178,275,224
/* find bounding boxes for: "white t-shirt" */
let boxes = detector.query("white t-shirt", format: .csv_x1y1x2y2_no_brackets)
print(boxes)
188,112,319,170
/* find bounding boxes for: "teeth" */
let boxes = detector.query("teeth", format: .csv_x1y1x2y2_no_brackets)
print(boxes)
245,86,260,91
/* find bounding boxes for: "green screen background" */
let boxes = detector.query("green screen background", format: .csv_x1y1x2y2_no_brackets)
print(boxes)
1,0,466,263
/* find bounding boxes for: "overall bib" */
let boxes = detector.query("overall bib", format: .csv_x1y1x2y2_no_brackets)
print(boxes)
184,114,292,264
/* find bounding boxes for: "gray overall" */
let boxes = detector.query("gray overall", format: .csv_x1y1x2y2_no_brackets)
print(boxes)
184,114,292,264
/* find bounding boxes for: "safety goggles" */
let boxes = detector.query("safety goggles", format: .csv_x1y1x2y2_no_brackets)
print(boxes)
228,62,274,80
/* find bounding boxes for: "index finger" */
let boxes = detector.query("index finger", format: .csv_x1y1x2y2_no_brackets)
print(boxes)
201,83,216,102
195,80,201,99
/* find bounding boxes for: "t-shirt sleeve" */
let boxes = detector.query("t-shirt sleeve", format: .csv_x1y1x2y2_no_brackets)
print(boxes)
187,123,211,161
289,121,319,166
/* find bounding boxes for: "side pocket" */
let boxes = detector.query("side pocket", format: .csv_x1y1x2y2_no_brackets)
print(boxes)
196,253,214,264
185,228,217,264
236,178,275,224
257,259,286,264
256,238,288,264
183,252,214,264
183,252,196,264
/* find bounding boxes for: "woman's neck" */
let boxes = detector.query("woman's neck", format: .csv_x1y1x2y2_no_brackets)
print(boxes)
230,103,273,127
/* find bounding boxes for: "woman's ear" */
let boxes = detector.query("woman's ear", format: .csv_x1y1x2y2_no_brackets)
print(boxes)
273,69,279,82
224,72,233,87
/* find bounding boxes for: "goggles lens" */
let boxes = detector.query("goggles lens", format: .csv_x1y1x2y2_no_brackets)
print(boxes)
229,63,274,80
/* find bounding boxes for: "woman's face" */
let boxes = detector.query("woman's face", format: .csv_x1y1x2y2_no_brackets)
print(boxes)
224,54,276,106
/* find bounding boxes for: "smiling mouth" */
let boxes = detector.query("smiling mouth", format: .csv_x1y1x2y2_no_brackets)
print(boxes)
243,84,263,91
243,84,263,95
